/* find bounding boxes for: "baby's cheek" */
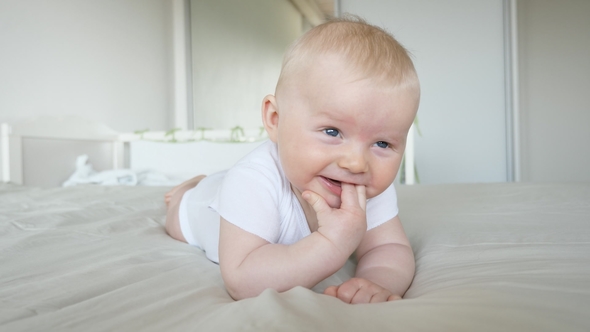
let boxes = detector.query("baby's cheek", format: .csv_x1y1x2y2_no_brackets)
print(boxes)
365,187,380,200
368,175,395,198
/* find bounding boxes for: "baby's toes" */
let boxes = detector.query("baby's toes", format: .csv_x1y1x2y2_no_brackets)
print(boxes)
164,192,174,205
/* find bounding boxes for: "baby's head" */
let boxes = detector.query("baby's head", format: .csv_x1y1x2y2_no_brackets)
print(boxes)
262,16,420,207
276,15,420,106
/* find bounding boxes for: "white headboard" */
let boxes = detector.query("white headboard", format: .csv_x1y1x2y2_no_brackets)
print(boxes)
1,116,122,187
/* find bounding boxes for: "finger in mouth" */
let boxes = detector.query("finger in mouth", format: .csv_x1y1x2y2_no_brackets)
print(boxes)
324,176,342,187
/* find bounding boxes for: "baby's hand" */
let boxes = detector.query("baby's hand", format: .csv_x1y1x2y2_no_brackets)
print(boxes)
302,183,367,257
324,278,402,304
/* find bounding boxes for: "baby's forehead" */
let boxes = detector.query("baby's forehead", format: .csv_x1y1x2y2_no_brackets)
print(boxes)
282,51,416,93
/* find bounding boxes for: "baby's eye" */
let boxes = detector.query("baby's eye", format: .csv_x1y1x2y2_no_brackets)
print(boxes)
324,128,340,137
375,141,390,149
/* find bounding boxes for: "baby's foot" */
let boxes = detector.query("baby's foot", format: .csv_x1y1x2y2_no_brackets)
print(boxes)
164,175,206,207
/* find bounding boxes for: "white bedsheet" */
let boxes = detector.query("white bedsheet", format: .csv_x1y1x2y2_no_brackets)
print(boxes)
1,182,589,331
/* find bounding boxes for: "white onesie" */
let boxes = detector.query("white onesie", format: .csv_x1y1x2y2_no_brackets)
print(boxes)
178,140,399,263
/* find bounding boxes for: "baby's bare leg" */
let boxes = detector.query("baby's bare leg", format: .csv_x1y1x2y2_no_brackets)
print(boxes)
165,175,206,242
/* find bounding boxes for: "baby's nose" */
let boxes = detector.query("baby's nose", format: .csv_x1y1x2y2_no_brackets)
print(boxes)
338,148,369,174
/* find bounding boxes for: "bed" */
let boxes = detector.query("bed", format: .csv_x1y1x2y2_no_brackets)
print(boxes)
1,119,589,331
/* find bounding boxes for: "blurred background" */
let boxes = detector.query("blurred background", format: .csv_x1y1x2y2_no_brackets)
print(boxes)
0,0,588,184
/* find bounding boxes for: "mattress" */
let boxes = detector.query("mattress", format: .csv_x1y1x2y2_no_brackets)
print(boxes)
1,182,589,331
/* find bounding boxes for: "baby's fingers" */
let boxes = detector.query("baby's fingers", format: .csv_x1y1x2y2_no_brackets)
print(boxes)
369,291,392,303
323,285,339,298
387,294,402,301
355,184,366,210
302,190,331,215
340,183,366,212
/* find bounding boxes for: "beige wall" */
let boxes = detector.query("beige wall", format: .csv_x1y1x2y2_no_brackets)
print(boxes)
518,0,590,182
0,0,174,132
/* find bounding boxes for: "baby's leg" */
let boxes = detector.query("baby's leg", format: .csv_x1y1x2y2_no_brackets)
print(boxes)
165,175,206,242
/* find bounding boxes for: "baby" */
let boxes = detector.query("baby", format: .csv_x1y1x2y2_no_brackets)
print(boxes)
165,16,420,304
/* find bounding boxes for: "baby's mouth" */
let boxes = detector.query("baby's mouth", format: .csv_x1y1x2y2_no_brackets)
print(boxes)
322,176,342,187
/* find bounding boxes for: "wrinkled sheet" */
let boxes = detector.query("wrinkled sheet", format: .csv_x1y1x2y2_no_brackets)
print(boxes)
1,182,589,331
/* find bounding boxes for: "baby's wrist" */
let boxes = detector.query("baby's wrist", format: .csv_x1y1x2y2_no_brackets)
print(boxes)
314,230,357,263
316,228,362,260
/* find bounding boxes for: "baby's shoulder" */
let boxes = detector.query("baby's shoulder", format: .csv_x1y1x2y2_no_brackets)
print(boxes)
222,140,290,198
226,140,282,178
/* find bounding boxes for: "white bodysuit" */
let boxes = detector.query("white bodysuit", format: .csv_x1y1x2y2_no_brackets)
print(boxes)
178,140,399,263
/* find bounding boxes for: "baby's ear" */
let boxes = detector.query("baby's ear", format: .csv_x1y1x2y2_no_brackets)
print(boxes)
261,95,279,143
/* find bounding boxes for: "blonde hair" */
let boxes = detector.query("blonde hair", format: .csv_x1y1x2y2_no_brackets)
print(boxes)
276,15,420,96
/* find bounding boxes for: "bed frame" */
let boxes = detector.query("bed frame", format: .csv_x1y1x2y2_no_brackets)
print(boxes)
1,116,123,187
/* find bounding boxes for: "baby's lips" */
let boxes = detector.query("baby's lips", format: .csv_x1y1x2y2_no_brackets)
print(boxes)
326,177,342,187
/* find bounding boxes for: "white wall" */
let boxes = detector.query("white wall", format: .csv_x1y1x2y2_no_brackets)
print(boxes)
3,0,586,184
190,0,302,130
518,0,590,182
341,0,508,184
0,0,174,132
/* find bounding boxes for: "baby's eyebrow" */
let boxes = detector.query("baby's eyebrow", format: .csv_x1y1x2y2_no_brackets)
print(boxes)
314,107,342,118
314,110,352,126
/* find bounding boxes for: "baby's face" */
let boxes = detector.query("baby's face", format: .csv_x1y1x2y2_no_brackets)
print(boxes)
272,55,418,208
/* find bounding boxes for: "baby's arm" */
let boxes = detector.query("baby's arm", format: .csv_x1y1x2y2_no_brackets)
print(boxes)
324,216,416,303
219,183,367,300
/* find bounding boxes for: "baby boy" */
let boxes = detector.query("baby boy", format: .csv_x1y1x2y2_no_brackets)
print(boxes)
164,16,420,304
